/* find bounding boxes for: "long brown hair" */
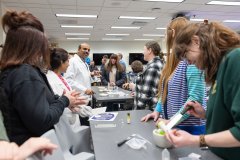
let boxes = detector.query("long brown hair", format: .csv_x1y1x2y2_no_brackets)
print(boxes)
157,17,189,105
0,10,49,70
105,54,124,72
174,22,240,84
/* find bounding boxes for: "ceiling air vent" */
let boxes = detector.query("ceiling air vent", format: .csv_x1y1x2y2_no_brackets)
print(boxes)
131,21,148,26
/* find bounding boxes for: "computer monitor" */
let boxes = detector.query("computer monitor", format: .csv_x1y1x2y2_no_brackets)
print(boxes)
92,53,113,65
129,53,148,65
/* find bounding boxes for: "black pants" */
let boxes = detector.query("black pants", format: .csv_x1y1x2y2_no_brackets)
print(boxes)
105,102,119,112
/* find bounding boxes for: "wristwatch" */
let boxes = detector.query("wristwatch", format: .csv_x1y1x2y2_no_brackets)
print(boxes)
199,134,208,147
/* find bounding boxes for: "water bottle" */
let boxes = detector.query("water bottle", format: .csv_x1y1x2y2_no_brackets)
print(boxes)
162,148,170,160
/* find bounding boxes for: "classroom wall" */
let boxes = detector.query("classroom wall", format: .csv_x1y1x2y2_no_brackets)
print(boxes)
0,2,5,44
58,40,166,71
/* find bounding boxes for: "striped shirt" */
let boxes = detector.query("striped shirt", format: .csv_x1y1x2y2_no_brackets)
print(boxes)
156,60,206,126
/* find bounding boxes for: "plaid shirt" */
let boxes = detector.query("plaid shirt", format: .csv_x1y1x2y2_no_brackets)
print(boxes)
134,56,163,110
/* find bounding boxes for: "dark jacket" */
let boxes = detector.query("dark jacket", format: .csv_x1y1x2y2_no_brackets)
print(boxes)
206,49,240,160
101,67,126,87
0,64,69,145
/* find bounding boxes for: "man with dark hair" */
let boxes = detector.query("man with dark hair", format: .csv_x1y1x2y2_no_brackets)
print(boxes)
89,60,99,72
65,43,95,95
100,55,108,72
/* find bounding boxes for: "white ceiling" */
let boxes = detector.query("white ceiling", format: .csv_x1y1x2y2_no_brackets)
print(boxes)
1,0,240,42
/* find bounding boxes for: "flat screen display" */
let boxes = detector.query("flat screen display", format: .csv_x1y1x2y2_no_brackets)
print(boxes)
129,53,148,65
93,53,113,65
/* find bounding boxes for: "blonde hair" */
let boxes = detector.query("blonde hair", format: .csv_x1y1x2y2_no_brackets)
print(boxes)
157,17,189,105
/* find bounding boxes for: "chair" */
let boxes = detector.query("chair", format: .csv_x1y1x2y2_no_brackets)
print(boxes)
40,129,65,160
54,114,94,160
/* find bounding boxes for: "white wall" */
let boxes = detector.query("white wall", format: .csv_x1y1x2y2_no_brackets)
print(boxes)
0,2,5,44
57,40,166,71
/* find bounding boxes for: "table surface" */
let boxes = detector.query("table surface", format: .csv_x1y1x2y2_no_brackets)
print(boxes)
91,86,133,102
89,110,222,160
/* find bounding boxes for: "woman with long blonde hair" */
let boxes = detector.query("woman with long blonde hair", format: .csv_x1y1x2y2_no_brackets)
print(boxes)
141,17,206,135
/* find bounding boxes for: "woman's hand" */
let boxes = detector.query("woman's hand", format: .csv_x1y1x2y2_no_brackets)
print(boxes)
0,137,57,160
166,129,199,148
129,83,135,90
64,90,88,107
110,82,116,86
18,137,58,159
0,141,19,160
185,101,206,119
122,83,129,90
155,118,170,127
141,111,160,122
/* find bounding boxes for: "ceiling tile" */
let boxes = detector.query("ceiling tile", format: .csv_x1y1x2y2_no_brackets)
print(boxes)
1,0,239,42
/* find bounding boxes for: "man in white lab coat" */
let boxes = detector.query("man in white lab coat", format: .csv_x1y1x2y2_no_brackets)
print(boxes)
65,43,94,95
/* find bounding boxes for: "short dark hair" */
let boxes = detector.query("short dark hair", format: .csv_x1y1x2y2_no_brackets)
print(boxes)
50,48,69,70
131,60,143,73
78,44,82,50
145,41,161,56
78,43,89,50
0,10,49,70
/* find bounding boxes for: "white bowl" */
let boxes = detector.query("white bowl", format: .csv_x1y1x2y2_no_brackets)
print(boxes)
152,129,172,148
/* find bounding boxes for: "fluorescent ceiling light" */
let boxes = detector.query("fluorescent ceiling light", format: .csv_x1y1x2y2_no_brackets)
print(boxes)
65,33,91,35
111,26,141,29
105,34,130,36
56,14,97,18
156,27,166,30
67,38,89,40
207,1,240,6
223,20,240,23
142,0,184,2
61,25,93,28
190,18,205,22
119,16,156,20
102,38,122,41
134,38,154,41
143,34,164,37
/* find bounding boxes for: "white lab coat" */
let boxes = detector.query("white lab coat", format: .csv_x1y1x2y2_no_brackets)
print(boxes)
46,70,81,129
64,54,91,93
46,70,71,96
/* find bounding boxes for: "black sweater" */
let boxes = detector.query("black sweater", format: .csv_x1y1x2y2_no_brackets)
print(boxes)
0,64,69,145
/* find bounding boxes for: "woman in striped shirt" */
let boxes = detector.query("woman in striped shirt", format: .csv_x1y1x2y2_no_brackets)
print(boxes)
141,17,206,135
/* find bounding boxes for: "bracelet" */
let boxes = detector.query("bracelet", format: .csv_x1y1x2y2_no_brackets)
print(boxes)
199,134,208,147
